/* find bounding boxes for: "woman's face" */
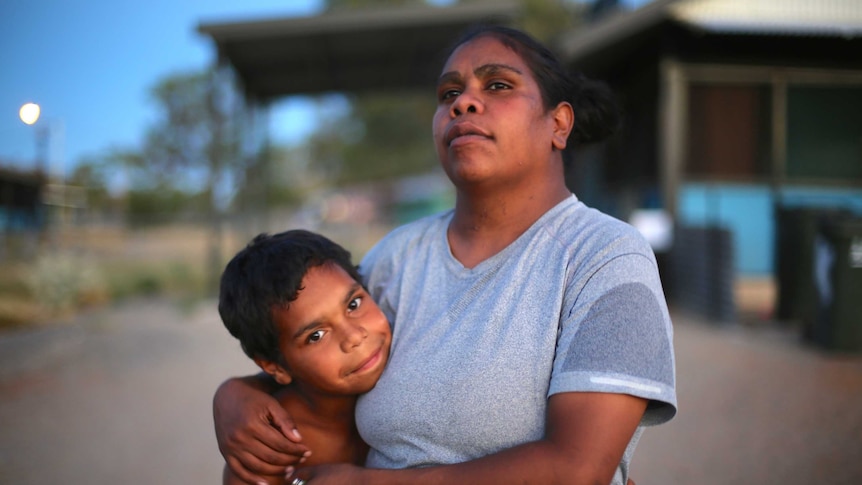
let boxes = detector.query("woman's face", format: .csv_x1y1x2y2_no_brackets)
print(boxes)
432,35,565,190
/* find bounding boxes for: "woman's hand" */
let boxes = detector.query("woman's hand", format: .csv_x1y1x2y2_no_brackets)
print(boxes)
289,463,366,485
213,376,310,484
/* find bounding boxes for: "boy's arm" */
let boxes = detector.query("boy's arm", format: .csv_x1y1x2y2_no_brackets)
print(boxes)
214,372,310,484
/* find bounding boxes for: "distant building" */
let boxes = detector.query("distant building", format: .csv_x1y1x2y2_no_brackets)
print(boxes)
559,0,862,277
0,165,45,233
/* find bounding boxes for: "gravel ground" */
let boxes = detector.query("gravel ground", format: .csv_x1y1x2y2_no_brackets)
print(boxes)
1,299,860,484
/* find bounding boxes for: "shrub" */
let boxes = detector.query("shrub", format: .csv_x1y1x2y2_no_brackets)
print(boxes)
25,252,108,313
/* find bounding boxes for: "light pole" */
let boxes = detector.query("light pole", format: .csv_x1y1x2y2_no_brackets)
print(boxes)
19,102,50,242
19,102,49,177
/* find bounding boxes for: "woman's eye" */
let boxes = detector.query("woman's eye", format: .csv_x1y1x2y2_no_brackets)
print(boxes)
439,88,461,101
488,81,510,91
347,297,363,312
307,330,326,343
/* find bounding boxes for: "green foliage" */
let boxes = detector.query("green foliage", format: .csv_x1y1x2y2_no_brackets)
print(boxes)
307,92,440,186
100,260,207,301
68,156,113,210
518,0,586,43
25,252,108,313
125,185,206,226
326,0,424,10
0,246,210,328
138,68,243,193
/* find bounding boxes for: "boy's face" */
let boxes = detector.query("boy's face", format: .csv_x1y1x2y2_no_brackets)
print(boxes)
267,263,391,396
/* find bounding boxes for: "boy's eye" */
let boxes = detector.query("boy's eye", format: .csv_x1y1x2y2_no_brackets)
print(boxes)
347,297,362,312
488,81,510,91
307,329,326,343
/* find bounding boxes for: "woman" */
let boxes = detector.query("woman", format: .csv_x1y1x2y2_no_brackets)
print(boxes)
214,25,677,485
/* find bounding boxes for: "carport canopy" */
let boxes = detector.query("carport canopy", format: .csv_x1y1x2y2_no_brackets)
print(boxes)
197,2,520,101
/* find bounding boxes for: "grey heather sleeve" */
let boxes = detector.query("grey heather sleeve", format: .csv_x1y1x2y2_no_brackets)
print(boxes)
549,252,677,426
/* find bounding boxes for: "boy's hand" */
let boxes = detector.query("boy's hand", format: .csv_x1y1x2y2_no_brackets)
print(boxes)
214,377,310,484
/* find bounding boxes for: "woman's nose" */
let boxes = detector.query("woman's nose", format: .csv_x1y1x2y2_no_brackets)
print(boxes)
450,89,481,117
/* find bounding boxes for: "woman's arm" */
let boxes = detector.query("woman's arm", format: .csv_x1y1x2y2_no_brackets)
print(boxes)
214,373,311,484
223,463,284,485
298,391,647,485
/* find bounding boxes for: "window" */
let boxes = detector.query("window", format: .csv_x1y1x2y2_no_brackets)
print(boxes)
786,85,862,183
686,84,772,180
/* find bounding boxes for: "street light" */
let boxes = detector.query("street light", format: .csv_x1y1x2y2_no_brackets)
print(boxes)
17,102,50,177
18,102,50,241
19,102,41,126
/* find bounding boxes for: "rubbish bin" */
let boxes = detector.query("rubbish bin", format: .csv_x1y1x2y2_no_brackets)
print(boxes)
774,207,818,324
773,206,850,329
809,215,862,352
667,224,735,323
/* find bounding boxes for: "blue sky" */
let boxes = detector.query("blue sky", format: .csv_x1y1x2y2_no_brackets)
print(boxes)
0,0,647,179
0,0,326,177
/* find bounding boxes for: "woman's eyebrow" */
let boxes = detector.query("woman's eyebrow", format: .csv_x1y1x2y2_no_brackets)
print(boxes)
437,71,462,87
437,63,523,87
475,63,523,78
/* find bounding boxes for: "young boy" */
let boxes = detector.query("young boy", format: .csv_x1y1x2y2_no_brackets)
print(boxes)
218,229,392,485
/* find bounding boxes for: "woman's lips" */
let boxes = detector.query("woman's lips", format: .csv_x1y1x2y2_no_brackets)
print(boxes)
445,122,491,146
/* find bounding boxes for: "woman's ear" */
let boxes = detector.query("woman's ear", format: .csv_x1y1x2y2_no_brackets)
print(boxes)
551,101,575,151
254,357,293,386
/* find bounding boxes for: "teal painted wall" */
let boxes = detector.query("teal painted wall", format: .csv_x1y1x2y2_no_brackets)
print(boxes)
678,184,862,276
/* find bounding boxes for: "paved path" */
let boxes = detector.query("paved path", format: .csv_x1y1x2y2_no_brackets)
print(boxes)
0,299,258,484
0,299,861,484
631,314,862,484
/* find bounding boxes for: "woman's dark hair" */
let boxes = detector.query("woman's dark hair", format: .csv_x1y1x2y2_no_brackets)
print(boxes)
446,25,620,145
218,229,362,363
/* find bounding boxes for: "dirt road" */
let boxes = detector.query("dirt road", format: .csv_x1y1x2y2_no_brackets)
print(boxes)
1,299,861,484
0,299,257,484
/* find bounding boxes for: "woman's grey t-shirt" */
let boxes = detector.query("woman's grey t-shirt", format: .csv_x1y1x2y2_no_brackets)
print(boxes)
356,195,677,483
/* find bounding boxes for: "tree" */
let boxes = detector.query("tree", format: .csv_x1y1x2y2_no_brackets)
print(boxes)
139,69,242,194
518,0,586,43
135,67,245,290
67,155,113,214
306,92,438,187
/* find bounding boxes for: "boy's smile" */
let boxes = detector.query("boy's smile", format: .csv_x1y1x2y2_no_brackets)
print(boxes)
269,263,391,396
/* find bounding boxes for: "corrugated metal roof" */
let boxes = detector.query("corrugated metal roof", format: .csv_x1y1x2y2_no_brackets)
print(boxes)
670,0,862,37
558,0,862,64
197,2,520,99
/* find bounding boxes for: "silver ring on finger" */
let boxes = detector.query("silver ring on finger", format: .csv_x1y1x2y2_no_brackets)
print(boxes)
290,478,307,485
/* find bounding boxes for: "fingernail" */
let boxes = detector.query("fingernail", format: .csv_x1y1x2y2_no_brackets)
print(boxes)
292,428,302,439
285,466,294,477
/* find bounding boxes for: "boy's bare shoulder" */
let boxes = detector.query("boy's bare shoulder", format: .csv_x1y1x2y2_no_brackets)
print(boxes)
273,386,368,467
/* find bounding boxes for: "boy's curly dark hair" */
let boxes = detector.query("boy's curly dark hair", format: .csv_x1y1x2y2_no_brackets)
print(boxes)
218,229,362,363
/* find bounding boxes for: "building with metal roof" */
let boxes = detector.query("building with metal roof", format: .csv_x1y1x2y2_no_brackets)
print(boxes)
197,2,520,100
556,0,862,321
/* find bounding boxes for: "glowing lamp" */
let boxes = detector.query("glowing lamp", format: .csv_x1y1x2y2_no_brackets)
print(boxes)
19,102,41,125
